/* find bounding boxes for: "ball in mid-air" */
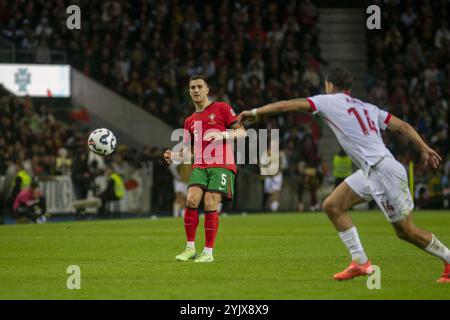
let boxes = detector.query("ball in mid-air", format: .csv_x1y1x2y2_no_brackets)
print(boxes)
88,128,116,156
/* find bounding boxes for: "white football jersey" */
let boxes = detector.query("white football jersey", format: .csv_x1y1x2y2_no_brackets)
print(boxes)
307,93,394,174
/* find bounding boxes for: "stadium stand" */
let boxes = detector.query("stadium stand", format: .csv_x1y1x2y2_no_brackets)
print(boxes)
1,0,324,213
1,1,323,126
0,85,173,220
366,0,449,208
1,1,448,218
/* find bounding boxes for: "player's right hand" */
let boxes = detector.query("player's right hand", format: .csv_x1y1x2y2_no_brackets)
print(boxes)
163,149,172,164
237,110,258,125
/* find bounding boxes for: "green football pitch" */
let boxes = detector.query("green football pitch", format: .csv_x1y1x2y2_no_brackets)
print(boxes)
1,211,449,300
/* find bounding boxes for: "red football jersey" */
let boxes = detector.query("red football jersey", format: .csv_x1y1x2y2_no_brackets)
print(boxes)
183,101,238,173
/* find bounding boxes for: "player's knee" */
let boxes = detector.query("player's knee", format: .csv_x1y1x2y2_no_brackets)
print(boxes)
323,197,339,215
186,194,201,209
203,200,217,212
203,194,220,211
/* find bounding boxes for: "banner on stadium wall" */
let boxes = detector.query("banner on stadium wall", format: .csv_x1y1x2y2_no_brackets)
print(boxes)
39,176,75,214
38,174,150,214
0,63,70,97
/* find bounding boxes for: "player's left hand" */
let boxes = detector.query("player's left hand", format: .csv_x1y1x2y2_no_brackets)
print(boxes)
421,147,442,169
204,131,226,143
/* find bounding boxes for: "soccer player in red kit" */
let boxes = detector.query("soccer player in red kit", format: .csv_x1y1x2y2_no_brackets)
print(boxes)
164,74,246,263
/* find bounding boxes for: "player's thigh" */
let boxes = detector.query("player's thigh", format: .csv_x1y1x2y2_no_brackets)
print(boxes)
188,168,208,189
206,168,235,200
324,172,369,212
369,158,414,223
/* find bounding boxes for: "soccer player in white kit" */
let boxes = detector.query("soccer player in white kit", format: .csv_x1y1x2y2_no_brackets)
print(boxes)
238,68,450,283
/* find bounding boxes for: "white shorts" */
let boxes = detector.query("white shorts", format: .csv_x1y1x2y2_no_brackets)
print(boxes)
173,181,188,195
345,157,414,223
264,173,283,194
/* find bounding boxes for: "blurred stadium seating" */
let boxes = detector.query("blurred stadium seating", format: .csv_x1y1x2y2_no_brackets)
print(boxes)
0,1,448,222
365,0,449,208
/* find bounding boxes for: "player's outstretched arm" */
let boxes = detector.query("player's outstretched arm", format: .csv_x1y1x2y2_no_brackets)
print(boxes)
237,98,313,124
387,115,442,169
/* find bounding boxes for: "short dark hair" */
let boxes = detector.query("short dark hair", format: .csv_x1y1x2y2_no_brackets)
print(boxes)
188,74,208,86
325,68,353,91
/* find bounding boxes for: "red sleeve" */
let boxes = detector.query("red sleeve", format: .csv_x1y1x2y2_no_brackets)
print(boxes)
221,103,238,128
183,117,192,145
384,113,392,125
307,98,317,112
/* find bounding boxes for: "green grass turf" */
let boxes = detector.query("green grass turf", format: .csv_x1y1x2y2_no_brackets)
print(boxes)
0,211,449,300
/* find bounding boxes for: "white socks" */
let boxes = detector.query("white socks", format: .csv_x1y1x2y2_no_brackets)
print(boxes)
186,241,195,249
338,226,369,264
425,234,450,264
338,229,450,265
203,247,213,255
173,203,185,217
270,201,279,212
186,243,213,255
173,203,180,217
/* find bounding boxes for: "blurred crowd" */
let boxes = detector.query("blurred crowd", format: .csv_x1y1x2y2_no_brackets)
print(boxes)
1,0,324,127
366,0,450,208
1,0,448,214
0,87,175,219
0,0,325,212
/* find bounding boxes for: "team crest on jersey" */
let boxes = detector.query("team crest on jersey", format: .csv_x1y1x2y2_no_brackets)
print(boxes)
208,113,216,124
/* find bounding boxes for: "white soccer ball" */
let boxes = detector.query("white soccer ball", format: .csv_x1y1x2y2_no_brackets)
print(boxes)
88,128,116,156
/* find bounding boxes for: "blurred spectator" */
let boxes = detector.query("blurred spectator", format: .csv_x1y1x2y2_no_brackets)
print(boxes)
55,148,72,175
169,163,192,217
71,151,91,200
302,65,321,90
301,126,321,211
434,22,450,49
35,39,51,63
260,139,287,212
13,181,47,224
332,149,353,187
9,163,32,210
97,165,125,217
